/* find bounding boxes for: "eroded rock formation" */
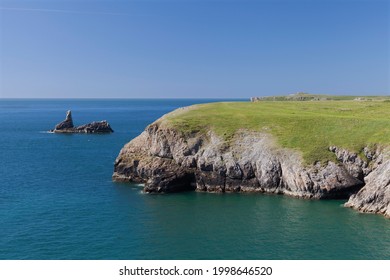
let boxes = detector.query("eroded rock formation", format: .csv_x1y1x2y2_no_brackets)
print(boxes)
345,151,390,217
51,110,113,133
55,110,74,130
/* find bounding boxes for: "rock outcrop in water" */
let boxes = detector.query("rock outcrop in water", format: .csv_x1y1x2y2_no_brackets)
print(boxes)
51,110,114,133
55,110,74,130
112,111,389,218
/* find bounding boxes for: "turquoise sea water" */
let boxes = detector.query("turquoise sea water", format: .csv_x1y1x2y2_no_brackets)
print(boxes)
0,99,389,260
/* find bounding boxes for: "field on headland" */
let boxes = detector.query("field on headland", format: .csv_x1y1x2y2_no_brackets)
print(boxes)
165,99,390,164
251,93,390,101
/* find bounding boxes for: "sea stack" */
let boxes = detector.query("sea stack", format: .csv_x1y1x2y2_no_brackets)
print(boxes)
51,110,114,133
55,110,74,130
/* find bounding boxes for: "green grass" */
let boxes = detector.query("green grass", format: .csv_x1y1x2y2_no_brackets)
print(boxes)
252,92,390,101
163,100,390,164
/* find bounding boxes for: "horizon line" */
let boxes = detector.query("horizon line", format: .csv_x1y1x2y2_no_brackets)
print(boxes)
1,93,389,100
0,97,250,100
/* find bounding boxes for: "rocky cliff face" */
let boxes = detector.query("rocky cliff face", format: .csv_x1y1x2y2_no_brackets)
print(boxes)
345,150,390,217
113,115,389,218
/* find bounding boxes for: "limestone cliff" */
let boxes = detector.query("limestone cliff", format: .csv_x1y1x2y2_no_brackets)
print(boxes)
113,110,389,218
345,149,390,217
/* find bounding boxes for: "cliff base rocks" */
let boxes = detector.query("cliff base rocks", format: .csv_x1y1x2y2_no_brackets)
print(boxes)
345,153,390,217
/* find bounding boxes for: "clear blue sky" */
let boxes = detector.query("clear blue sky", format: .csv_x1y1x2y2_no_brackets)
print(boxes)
0,0,389,98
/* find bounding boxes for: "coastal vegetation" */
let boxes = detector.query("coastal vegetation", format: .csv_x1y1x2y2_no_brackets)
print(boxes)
164,98,390,164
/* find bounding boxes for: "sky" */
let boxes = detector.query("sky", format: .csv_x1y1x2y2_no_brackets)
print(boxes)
0,0,389,98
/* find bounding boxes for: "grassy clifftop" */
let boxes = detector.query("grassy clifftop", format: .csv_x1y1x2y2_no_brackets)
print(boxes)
164,99,390,164
251,92,390,101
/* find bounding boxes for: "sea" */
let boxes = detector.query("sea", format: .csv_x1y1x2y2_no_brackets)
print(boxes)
0,99,389,260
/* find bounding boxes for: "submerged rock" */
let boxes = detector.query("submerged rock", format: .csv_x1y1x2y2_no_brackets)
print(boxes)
51,110,113,133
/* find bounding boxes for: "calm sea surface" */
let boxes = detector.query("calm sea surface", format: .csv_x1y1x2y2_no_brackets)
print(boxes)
0,99,389,260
